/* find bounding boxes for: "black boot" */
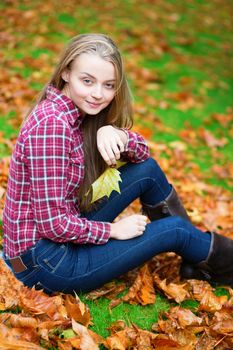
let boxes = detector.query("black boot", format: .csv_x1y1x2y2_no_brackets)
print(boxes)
180,232,233,287
141,186,190,222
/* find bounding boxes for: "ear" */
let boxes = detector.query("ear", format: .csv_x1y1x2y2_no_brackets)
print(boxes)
61,69,69,83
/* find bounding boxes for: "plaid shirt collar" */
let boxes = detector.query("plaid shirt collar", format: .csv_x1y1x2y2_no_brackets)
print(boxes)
46,84,83,126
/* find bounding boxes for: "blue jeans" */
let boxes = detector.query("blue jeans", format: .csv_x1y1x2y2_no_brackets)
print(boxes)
4,158,211,294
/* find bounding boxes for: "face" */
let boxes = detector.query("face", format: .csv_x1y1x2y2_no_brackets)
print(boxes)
62,53,116,115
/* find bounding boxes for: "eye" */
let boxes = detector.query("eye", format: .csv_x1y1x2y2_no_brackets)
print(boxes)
105,83,115,89
82,78,93,85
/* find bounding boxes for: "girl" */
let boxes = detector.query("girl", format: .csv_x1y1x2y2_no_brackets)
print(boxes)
3,34,233,294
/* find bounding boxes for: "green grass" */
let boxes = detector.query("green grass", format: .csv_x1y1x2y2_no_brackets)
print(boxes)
81,293,170,337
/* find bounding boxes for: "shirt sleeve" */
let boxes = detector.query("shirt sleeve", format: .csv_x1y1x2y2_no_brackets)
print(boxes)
24,116,111,245
120,129,150,163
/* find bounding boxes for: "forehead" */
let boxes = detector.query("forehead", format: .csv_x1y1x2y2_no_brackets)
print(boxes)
72,53,115,80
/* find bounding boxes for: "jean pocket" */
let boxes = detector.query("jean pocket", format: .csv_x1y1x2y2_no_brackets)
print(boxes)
37,242,68,273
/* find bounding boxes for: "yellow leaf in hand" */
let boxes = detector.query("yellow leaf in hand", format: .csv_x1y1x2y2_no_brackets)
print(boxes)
91,167,122,203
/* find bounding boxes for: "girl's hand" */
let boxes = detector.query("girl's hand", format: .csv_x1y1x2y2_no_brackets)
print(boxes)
97,125,128,167
110,214,147,240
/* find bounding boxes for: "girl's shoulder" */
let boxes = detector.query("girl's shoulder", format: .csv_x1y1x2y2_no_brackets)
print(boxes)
21,100,71,138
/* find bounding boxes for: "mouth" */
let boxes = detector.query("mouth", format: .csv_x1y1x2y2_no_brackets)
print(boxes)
86,101,102,108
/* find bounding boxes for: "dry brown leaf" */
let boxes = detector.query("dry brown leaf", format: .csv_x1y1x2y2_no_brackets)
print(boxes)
199,128,228,147
118,263,156,306
0,323,43,350
86,281,126,300
72,319,102,350
104,324,159,350
187,279,213,301
0,313,38,328
199,290,228,313
168,306,203,328
0,258,23,309
212,112,233,127
152,337,195,349
104,333,130,350
64,294,91,327
211,310,233,335
168,329,198,348
20,287,67,320
154,273,190,303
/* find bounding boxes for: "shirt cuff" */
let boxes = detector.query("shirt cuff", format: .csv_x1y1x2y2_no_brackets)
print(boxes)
122,129,136,152
89,221,111,244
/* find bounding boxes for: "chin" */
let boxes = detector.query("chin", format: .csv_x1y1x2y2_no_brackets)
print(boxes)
85,110,101,116
85,107,105,115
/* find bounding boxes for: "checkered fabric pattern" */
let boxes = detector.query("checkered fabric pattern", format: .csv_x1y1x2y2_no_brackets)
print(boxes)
3,85,149,258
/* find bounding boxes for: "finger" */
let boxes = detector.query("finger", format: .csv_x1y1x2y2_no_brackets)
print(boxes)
104,145,117,166
137,216,147,224
136,221,146,229
137,225,147,233
98,144,113,166
136,228,144,236
117,139,125,153
111,142,121,160
138,215,148,220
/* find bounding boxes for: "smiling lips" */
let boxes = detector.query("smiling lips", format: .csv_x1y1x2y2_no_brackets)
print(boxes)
86,101,103,108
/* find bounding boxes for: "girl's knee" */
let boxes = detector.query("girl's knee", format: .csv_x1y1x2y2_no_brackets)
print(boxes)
143,157,163,177
156,216,188,229
168,216,191,231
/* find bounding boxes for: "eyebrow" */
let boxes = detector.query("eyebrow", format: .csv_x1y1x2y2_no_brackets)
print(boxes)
80,72,116,82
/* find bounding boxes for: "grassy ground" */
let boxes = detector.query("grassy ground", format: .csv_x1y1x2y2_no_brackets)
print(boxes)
0,0,232,340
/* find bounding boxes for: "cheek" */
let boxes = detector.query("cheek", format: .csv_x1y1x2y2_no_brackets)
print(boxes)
106,91,115,102
71,82,87,98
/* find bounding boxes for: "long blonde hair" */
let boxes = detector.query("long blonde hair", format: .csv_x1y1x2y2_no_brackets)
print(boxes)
27,34,133,212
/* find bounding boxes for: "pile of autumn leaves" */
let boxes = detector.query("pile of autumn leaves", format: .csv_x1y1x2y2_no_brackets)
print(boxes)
1,251,233,350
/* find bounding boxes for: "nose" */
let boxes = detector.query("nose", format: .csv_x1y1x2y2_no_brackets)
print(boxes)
91,84,103,99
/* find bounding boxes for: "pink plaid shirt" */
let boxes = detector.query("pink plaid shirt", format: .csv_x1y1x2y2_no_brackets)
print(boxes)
3,85,150,258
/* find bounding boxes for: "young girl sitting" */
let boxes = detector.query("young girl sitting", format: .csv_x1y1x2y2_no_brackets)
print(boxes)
3,33,233,294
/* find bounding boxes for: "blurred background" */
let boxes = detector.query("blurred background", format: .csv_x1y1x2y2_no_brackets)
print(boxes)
0,0,232,236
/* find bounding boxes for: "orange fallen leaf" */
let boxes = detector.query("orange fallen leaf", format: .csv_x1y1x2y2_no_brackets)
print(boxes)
0,313,38,328
72,319,102,350
154,273,190,303
168,306,203,328
0,323,43,350
20,287,67,320
112,263,156,307
199,290,228,313
64,294,91,327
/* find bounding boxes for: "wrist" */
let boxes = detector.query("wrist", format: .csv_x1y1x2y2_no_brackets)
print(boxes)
110,223,117,239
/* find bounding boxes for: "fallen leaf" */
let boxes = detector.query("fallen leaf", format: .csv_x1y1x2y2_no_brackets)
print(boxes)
199,128,228,147
111,264,156,307
168,306,203,328
154,273,190,303
72,319,101,350
64,294,91,327
199,290,228,313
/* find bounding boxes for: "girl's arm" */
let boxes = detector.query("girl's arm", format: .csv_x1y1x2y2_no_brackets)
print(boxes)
97,125,150,167
116,128,150,163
